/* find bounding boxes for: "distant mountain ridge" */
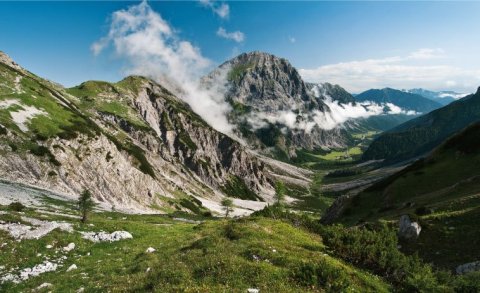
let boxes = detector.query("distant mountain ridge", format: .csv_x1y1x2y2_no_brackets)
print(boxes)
363,87,480,163
356,88,442,113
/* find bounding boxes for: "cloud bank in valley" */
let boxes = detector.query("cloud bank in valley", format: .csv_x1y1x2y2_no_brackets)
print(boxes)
91,1,234,134
299,49,480,93
247,84,419,132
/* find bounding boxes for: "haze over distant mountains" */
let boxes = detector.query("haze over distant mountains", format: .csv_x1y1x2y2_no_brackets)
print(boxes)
406,88,468,105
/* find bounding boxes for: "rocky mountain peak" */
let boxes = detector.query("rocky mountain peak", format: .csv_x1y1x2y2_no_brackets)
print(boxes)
216,51,325,114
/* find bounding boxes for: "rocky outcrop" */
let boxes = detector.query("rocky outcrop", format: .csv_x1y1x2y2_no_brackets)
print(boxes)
456,261,480,275
398,215,421,240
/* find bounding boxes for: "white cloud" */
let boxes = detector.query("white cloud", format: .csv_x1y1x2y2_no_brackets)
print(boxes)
216,27,245,43
199,0,229,19
246,84,419,132
408,48,445,60
91,0,234,135
299,49,480,93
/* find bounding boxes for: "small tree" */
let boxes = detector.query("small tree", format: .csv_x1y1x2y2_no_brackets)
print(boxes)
274,180,286,205
78,189,95,223
221,197,234,218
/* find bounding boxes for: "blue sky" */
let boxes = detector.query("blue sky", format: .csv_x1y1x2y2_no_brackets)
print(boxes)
1,1,480,93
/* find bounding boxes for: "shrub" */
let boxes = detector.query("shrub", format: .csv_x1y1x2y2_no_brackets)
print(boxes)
78,189,95,223
8,202,26,212
291,260,352,292
452,272,480,293
415,206,433,216
252,205,447,291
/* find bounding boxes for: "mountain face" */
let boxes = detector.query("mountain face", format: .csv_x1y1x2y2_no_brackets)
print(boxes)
363,87,480,163
334,122,480,269
306,82,356,104
356,88,442,113
205,52,358,158
0,51,287,213
407,88,467,106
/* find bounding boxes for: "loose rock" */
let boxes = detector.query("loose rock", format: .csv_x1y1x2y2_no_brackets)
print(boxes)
63,243,75,252
81,231,133,242
67,264,77,272
398,215,421,240
456,261,480,275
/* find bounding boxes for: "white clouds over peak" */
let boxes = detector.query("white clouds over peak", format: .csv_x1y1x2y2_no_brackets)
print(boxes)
199,0,230,19
91,1,234,135
299,48,480,93
216,27,245,43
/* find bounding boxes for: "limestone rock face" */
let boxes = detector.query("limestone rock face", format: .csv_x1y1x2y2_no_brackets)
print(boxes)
398,215,422,240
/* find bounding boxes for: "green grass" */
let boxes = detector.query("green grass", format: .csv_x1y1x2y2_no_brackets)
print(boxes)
0,207,392,292
227,63,254,82
221,176,262,201
335,125,480,269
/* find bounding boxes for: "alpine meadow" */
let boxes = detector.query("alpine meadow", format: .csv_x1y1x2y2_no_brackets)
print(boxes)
1,1,480,292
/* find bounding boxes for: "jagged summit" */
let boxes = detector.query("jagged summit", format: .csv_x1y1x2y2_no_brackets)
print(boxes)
217,51,324,113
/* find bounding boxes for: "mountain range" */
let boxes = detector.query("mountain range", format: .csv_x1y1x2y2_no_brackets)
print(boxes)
363,87,480,163
0,51,301,214
206,52,427,160
0,49,472,214
355,87,443,113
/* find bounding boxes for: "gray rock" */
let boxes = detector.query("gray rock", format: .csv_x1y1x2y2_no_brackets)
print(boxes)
398,215,421,239
81,231,133,243
67,264,77,272
456,261,480,275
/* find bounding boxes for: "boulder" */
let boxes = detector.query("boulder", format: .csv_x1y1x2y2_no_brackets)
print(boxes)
456,261,480,275
145,247,156,253
63,243,75,252
67,264,77,272
398,215,421,240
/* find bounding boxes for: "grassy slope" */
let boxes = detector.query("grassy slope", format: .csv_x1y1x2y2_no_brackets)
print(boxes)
0,204,390,292
337,123,480,269
0,63,91,141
